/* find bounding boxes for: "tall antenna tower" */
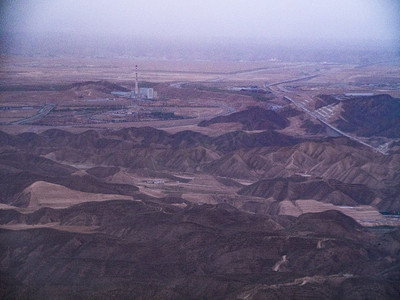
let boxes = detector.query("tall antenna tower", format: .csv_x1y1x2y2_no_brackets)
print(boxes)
135,65,139,95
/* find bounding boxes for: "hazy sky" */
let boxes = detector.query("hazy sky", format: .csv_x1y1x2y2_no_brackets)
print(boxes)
1,0,399,42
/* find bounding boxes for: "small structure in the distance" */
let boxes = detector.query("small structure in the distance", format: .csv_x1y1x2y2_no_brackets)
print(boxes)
231,86,267,94
130,65,157,100
139,88,157,99
334,93,375,101
344,93,374,97
142,179,165,185
112,65,158,100
85,98,114,102
111,88,157,100
111,91,131,97
129,88,157,100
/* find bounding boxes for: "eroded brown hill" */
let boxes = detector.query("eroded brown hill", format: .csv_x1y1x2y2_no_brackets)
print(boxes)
0,201,399,299
68,80,129,93
0,128,399,210
0,151,139,206
1,124,400,299
335,94,400,138
238,176,376,206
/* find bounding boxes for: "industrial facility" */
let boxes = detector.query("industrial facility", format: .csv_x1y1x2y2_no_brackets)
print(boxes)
130,65,157,100
112,65,157,100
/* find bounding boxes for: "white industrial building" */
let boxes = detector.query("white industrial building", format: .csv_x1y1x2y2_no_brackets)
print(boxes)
111,65,158,100
139,88,156,99
131,65,157,100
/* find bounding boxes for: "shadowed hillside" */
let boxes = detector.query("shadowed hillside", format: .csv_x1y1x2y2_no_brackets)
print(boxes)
0,201,399,299
1,128,399,210
335,94,400,138
198,106,290,130
238,176,376,206
1,124,400,298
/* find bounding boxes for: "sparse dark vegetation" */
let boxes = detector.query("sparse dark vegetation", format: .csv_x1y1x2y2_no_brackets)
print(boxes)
199,106,289,130
150,111,185,120
301,119,326,134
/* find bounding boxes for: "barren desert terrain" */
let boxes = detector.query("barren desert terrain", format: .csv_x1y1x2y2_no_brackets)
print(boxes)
1,54,400,299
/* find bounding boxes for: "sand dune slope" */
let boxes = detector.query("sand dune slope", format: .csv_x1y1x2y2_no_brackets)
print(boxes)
15,181,132,209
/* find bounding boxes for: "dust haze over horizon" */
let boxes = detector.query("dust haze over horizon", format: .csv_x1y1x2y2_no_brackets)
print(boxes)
1,0,399,60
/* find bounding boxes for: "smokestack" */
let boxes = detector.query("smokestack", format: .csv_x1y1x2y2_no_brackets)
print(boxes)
135,65,139,95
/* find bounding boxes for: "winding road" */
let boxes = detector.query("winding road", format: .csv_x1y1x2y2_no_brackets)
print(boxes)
282,95,388,154
11,104,56,125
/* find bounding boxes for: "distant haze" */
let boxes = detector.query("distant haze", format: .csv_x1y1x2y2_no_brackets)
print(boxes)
1,0,399,42
0,0,399,62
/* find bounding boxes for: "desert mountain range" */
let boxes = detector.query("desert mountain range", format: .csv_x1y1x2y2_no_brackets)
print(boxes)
1,75,400,299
